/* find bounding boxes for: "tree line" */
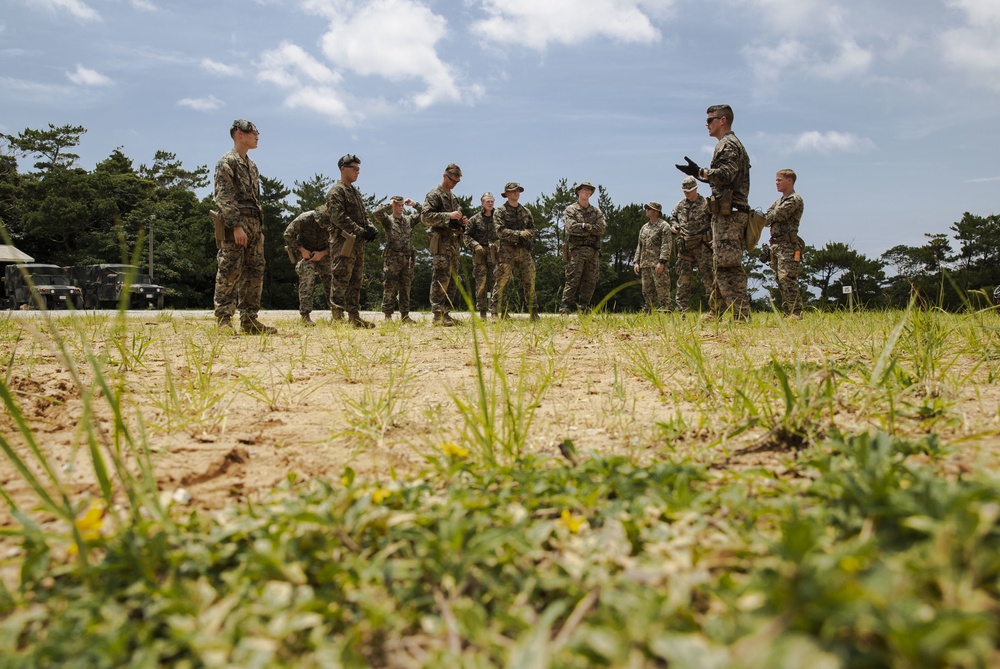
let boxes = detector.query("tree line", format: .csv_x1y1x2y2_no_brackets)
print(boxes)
1,124,996,312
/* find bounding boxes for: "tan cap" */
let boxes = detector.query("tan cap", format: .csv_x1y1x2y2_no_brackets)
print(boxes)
644,201,663,213
681,176,698,192
502,181,524,195
575,181,596,194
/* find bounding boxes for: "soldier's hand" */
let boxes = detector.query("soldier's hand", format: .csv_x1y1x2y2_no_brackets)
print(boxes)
362,226,378,242
299,247,312,260
655,261,664,276
233,226,248,246
633,263,640,276
404,198,416,207
675,156,701,177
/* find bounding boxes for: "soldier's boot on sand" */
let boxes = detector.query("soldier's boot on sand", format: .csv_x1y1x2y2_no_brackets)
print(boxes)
432,311,455,327
529,309,540,322
300,313,315,327
330,308,345,323
217,315,235,333
479,309,487,319
348,312,375,329
400,314,416,324
383,312,393,322
242,316,277,335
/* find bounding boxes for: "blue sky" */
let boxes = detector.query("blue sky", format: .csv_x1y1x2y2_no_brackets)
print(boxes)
2,0,998,260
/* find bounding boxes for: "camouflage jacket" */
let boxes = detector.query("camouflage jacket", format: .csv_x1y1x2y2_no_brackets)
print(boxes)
213,149,261,230
283,210,329,253
495,202,535,250
373,202,422,255
765,191,804,244
421,186,464,254
464,211,497,251
671,195,711,240
564,202,606,249
633,218,673,268
321,179,369,256
705,132,750,209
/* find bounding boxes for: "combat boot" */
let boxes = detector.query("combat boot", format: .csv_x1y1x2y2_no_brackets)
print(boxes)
300,313,315,327
479,309,487,319
400,314,416,325
348,312,375,329
217,315,235,332
384,312,393,322
529,309,540,322
242,316,277,335
432,311,454,327
330,308,345,323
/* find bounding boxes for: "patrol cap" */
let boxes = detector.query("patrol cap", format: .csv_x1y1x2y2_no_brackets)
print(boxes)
681,176,698,192
338,154,361,168
445,163,463,178
230,119,257,136
390,195,404,203
502,181,525,195
575,181,596,194
644,201,663,213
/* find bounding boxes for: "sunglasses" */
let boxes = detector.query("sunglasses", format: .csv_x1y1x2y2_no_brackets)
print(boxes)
706,116,723,124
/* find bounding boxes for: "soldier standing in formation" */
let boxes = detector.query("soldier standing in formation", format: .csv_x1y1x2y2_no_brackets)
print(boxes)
212,119,276,335
632,202,673,312
322,154,378,329
284,208,334,327
677,104,751,321
765,169,805,318
671,176,715,313
422,163,467,327
494,181,539,321
464,192,499,319
560,181,606,315
372,195,422,323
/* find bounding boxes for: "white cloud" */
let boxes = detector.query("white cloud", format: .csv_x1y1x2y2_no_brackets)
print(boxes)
177,95,223,111
744,38,871,83
130,0,157,11
25,0,100,21
968,175,1000,184
66,64,113,86
811,40,872,80
743,39,808,84
201,58,243,77
941,0,1000,90
790,131,875,154
257,42,358,124
470,0,663,50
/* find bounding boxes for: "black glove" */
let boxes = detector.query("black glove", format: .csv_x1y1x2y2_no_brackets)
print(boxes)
759,244,771,264
675,156,701,177
362,225,378,242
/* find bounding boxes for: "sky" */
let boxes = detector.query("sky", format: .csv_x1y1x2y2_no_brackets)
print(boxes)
2,0,998,261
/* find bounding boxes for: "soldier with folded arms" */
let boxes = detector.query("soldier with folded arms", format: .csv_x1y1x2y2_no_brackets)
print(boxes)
560,181,606,315
284,208,334,327
494,181,539,321
464,192,499,319
671,176,715,313
372,195,422,323
421,163,467,327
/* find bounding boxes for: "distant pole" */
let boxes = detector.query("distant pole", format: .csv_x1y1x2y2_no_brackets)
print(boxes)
843,284,853,313
148,214,155,280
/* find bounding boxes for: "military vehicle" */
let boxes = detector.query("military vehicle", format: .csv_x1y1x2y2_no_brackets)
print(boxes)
5,264,83,310
70,264,166,309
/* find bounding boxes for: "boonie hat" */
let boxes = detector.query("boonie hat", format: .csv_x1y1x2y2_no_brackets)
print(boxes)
681,176,698,192
644,201,663,213
575,181,596,194
502,181,524,195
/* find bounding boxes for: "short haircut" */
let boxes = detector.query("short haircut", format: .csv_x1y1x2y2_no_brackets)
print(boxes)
706,104,734,125
776,169,797,183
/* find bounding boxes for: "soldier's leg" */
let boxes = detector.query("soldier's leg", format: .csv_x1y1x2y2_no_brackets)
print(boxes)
640,268,656,312
576,248,600,309
447,252,460,312
316,257,335,310
495,262,513,316
330,254,357,314
237,230,265,321
346,248,365,314
521,252,538,318
772,243,801,316
429,254,451,314
213,243,244,321
675,255,694,311
398,261,414,317
297,259,317,315
487,261,498,315
696,243,717,313
382,258,400,315
560,250,582,312
653,267,672,311
473,260,488,312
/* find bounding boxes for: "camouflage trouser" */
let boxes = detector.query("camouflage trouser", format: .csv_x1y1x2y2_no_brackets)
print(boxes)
296,257,333,314
495,247,536,316
214,225,264,320
330,247,365,313
710,211,749,320
560,245,600,311
472,258,497,314
382,253,414,316
675,239,715,311
770,242,802,316
639,267,672,312
430,251,460,314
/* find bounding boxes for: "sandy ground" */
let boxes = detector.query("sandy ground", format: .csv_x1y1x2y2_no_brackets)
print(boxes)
2,309,999,525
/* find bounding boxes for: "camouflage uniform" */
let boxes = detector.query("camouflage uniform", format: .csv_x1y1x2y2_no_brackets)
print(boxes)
560,202,606,313
372,201,422,318
633,213,673,312
704,131,751,320
672,193,715,312
765,191,805,316
494,201,537,318
464,210,499,315
213,148,265,324
421,186,464,317
320,180,370,314
284,210,333,316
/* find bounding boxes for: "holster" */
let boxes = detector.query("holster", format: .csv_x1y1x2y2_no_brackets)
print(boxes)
287,248,298,264
429,233,440,255
210,209,232,249
338,231,356,258
473,246,486,263
489,243,498,265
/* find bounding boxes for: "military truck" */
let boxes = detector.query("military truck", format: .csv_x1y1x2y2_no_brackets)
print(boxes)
70,264,166,309
5,264,83,310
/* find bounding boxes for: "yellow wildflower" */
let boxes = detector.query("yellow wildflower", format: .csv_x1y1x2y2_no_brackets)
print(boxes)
68,500,105,555
372,487,391,504
559,509,585,533
441,442,469,459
